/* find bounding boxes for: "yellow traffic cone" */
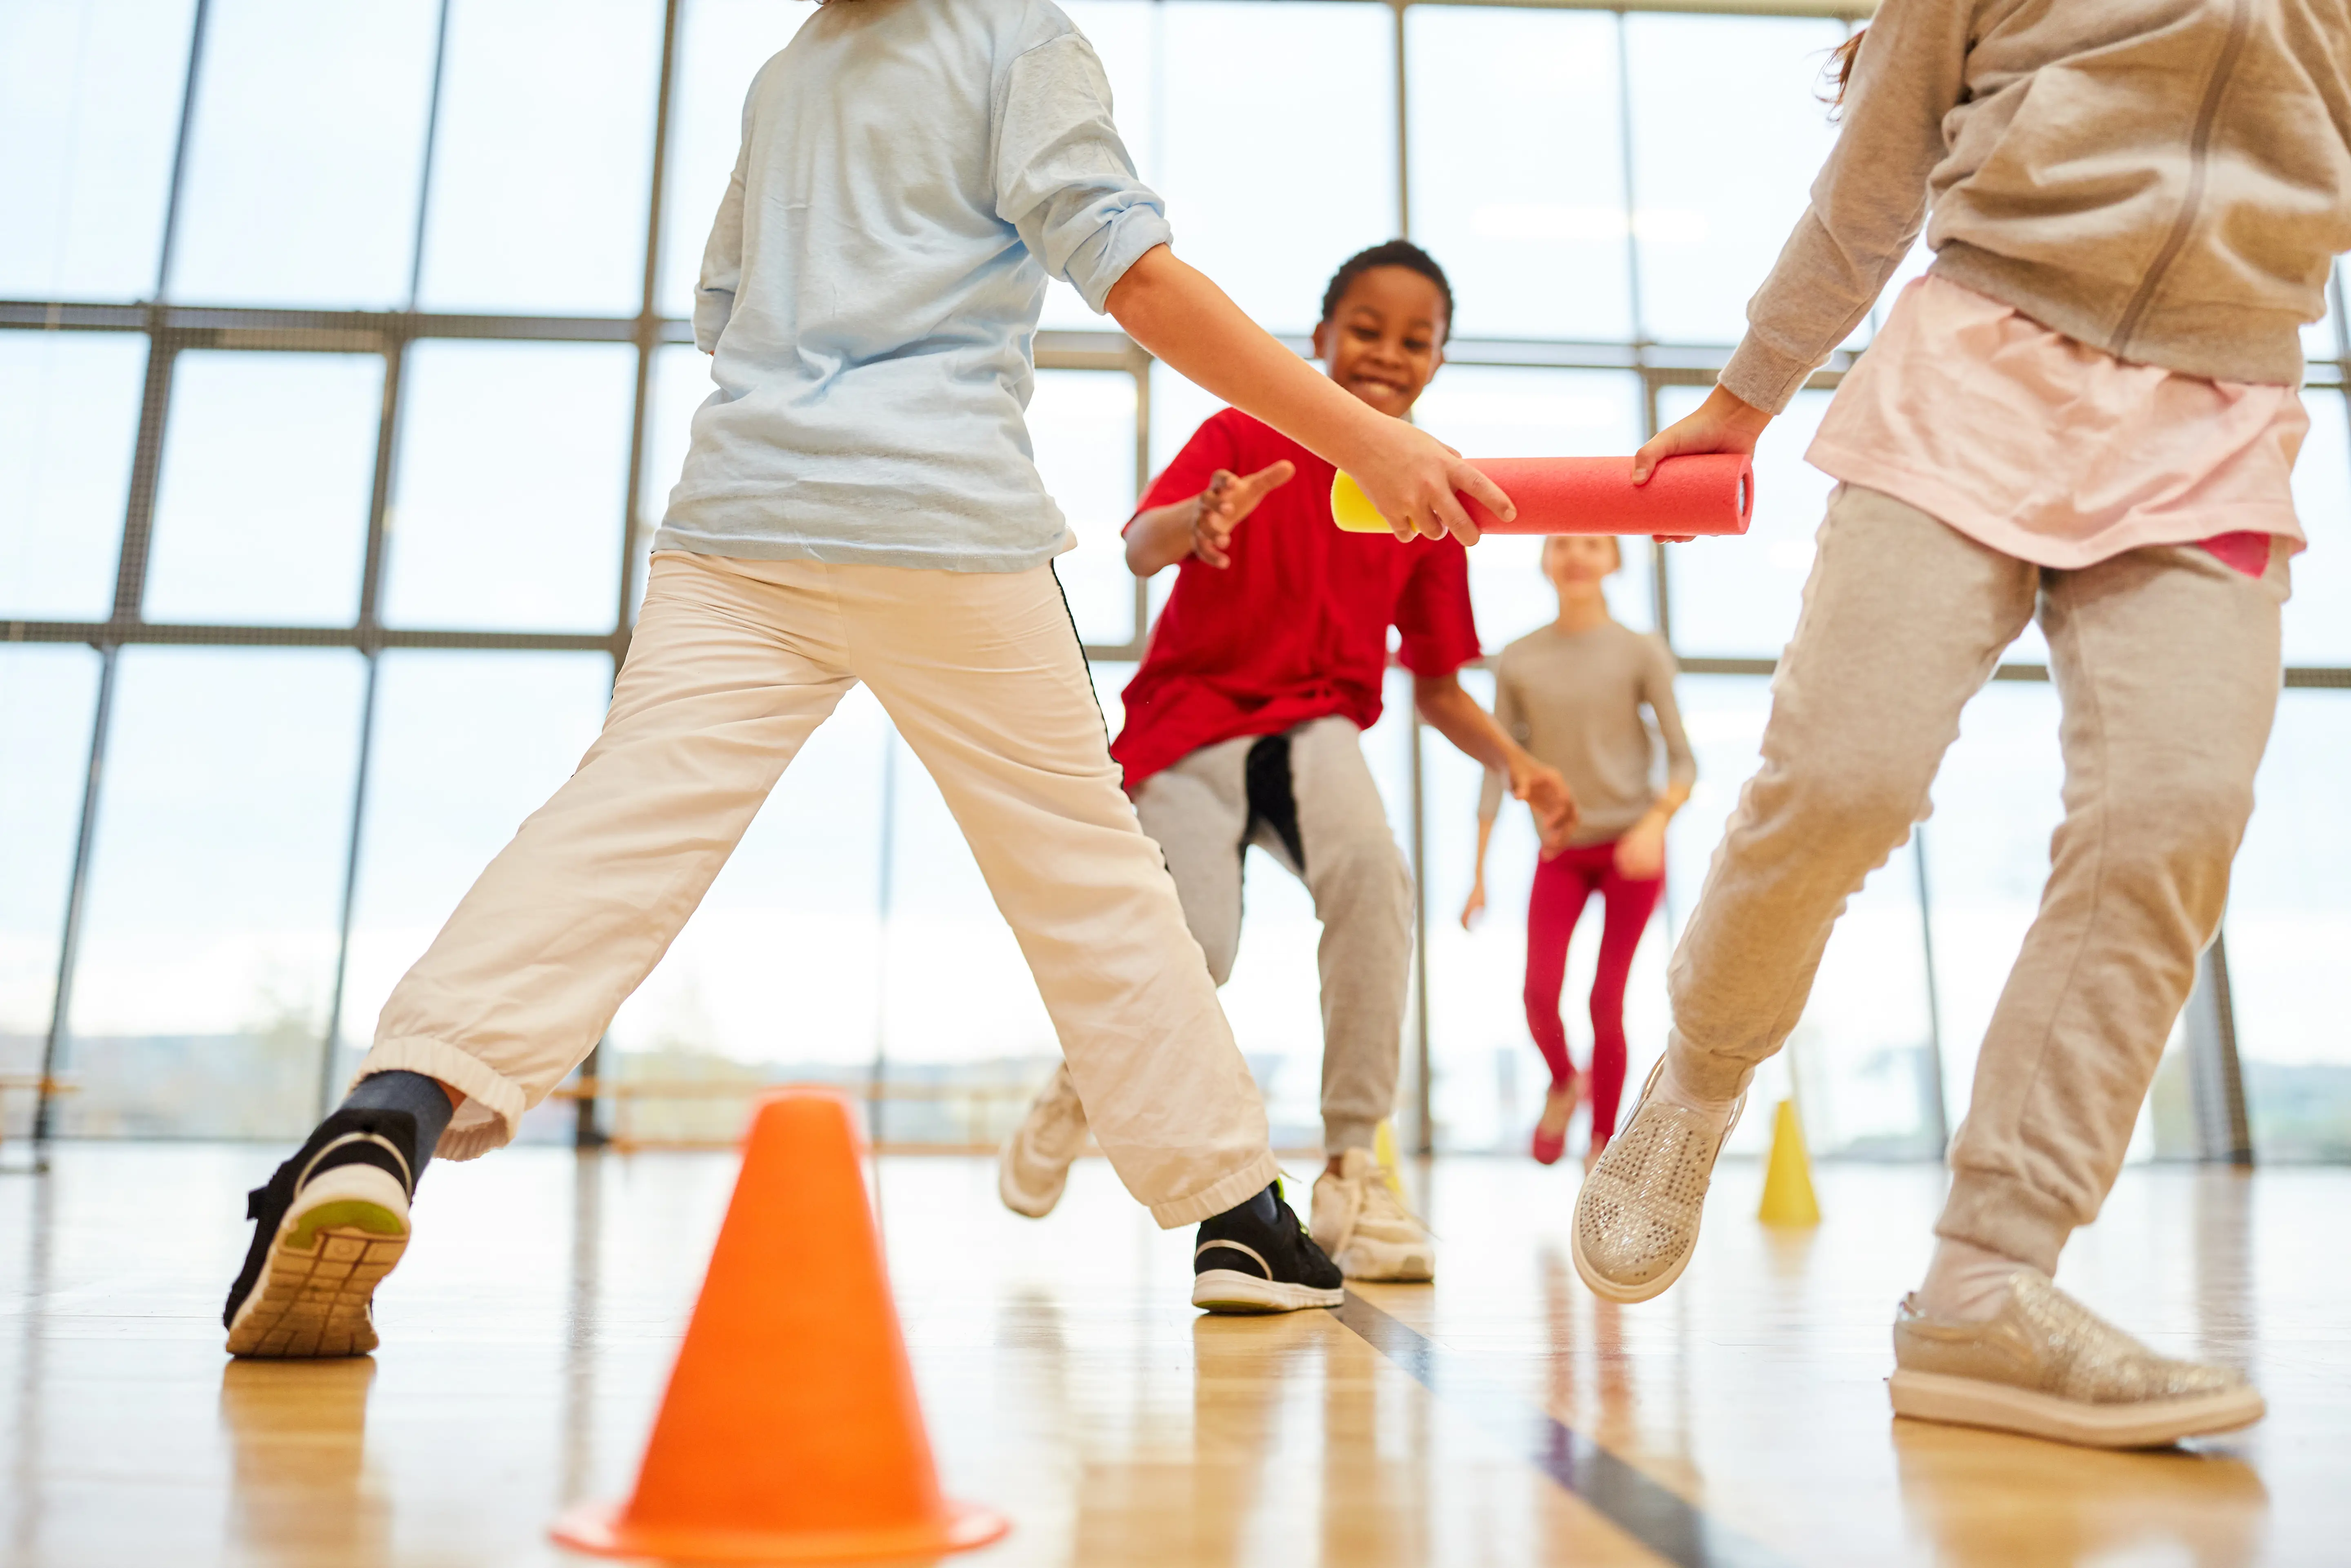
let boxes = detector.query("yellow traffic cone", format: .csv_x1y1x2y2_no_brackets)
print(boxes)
1372,1119,1407,1200
1757,1098,1820,1228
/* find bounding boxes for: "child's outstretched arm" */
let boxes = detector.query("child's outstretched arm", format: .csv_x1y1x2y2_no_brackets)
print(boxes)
1635,0,1966,479
1413,673,1575,856
1109,246,1512,545
1126,460,1296,575
1631,384,1773,482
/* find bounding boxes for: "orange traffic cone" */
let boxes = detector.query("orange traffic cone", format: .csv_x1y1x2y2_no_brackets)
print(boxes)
551,1088,1008,1564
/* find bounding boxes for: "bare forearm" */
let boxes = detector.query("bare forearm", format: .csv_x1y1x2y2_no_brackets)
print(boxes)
1471,813,1495,883
1415,677,1517,774
1640,780,1693,826
1125,499,1198,576
1108,246,1388,475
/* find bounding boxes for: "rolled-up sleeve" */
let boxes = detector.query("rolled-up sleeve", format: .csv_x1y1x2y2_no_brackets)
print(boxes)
993,33,1171,313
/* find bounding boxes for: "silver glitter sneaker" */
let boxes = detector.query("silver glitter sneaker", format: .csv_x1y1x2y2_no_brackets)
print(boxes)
1569,1059,1743,1304
1890,1271,2265,1448
997,1063,1089,1218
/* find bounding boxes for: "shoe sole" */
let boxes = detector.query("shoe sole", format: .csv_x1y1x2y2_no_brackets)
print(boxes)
225,1166,409,1359
1191,1269,1345,1314
1889,1369,2267,1448
995,1136,1071,1219
1336,1244,1434,1283
1569,1216,1696,1305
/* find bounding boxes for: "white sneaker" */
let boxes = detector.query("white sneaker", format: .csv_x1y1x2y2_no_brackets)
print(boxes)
997,1064,1089,1218
1310,1148,1435,1281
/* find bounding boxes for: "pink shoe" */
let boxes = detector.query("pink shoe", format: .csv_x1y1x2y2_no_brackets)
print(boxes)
1532,1124,1567,1165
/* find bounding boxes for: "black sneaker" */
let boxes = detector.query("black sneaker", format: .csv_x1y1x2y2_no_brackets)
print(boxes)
1191,1182,1345,1313
223,1108,419,1358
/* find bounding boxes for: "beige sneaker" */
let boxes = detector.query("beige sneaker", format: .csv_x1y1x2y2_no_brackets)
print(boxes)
1890,1271,2265,1448
1310,1148,1435,1281
1569,1060,1742,1304
997,1064,1089,1218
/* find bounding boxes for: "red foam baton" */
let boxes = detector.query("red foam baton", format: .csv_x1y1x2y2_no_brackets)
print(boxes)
1331,453,1754,536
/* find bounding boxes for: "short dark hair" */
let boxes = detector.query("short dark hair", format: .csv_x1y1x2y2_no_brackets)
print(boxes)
1320,240,1454,341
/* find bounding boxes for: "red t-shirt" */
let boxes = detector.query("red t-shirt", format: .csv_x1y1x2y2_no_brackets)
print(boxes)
1111,409,1483,789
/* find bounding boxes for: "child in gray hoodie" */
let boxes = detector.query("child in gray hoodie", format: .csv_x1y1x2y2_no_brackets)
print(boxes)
1571,0,2347,1449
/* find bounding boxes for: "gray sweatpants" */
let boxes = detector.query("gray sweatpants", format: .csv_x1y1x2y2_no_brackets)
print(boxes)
1667,484,2288,1273
1134,714,1414,1155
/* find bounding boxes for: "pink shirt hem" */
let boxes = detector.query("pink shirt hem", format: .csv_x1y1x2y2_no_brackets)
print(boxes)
1807,276,2309,571
1804,448,2304,572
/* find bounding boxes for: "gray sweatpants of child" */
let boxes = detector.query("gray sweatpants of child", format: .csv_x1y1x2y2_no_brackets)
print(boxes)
1135,713,1414,1156
1666,484,2289,1275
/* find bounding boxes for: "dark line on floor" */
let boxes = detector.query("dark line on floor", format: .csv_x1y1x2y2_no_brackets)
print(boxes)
1333,1290,1795,1568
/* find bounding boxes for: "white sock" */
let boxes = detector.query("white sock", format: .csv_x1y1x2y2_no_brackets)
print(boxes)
1648,1051,1738,1129
1915,1238,2031,1323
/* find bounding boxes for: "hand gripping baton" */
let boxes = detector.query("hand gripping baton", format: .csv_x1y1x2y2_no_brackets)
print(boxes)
1331,453,1754,537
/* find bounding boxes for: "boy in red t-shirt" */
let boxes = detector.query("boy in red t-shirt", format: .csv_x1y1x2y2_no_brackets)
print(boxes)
999,242,1575,1281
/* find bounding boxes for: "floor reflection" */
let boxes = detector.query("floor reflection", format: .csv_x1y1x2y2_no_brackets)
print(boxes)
2,1151,2336,1568
1184,1309,1327,1565
1892,1417,2268,1567
219,1357,389,1568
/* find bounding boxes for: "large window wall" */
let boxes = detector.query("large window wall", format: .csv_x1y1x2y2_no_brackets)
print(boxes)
6,0,2347,1158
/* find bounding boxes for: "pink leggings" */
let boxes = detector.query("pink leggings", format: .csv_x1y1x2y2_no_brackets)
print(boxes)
1522,840,1663,1142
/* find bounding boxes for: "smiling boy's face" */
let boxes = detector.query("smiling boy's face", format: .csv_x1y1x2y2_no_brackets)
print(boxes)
1311,265,1447,419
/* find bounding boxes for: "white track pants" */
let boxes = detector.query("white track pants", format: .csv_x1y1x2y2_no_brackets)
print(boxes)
362,551,1278,1227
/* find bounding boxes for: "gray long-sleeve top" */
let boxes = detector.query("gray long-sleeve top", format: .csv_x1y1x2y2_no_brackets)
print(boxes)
1479,622,1695,848
1718,0,2351,415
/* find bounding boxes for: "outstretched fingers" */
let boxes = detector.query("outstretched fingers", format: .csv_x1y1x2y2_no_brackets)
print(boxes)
1239,459,1296,502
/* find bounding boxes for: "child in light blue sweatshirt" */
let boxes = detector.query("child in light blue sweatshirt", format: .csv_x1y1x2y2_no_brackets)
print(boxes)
223,0,1512,1357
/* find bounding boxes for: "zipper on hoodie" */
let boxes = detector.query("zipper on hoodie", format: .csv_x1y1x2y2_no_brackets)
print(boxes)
2109,0,2257,358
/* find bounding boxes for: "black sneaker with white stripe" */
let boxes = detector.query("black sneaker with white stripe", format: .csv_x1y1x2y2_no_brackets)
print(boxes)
1192,1181,1345,1313
224,1108,419,1358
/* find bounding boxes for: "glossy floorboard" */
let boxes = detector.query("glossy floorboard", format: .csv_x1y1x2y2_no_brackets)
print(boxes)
0,1146,2342,1567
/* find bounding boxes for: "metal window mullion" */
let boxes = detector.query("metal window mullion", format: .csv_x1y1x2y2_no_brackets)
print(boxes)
318,654,382,1115
1391,0,1411,238
109,335,178,624
576,0,687,1150
1911,828,1950,1152
1408,708,1433,1156
1618,13,1675,652
34,648,118,1144
406,0,456,310
616,0,685,650
151,0,211,302
356,332,409,644
2184,930,2254,1164
42,323,184,1132
1614,11,1647,355
316,326,413,1114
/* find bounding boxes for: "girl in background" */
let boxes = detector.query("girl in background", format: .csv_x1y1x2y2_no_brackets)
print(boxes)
1463,535,1692,1172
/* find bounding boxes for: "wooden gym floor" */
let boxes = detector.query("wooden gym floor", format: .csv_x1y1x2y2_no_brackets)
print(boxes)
1,1144,2344,1567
